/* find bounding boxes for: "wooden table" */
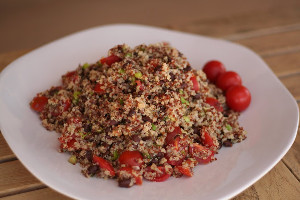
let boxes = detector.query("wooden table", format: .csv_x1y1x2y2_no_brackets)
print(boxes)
0,0,299,199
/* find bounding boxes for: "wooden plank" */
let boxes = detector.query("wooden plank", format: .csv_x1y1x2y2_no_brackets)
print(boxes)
1,188,72,200
233,161,300,200
280,73,300,101
236,30,300,56
0,133,15,163
0,160,44,198
0,49,30,72
264,50,300,77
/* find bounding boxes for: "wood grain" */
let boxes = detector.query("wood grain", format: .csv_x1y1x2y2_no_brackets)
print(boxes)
0,49,30,72
0,160,44,198
0,133,14,163
280,73,300,101
1,188,72,200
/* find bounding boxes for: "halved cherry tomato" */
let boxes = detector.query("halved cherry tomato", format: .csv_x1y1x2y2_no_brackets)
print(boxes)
100,55,121,66
190,76,200,91
144,166,171,182
135,80,144,91
30,96,48,112
94,83,105,94
119,151,143,167
202,60,226,83
189,143,214,164
166,137,188,166
165,127,181,145
118,167,142,185
93,155,115,176
226,85,251,112
216,71,242,91
176,166,193,177
202,130,215,148
205,97,223,112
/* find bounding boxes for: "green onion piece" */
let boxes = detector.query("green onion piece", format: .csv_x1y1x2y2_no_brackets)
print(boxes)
183,116,190,122
80,132,88,139
181,97,189,104
119,68,125,74
152,124,157,131
125,53,132,57
134,72,143,79
68,155,77,165
112,151,119,161
179,89,184,94
82,63,90,69
72,91,81,104
120,99,124,105
226,124,232,131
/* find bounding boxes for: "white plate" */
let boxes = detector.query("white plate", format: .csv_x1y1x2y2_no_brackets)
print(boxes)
0,24,298,200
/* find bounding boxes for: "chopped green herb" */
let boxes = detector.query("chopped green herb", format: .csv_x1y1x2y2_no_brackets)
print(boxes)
125,53,132,57
119,68,125,74
134,72,143,79
112,151,119,161
151,124,157,131
226,124,232,131
183,116,190,122
82,63,90,69
68,155,77,165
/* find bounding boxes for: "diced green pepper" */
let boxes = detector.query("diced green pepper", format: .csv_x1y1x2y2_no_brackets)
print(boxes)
226,124,232,131
68,155,77,165
112,151,119,161
152,124,157,131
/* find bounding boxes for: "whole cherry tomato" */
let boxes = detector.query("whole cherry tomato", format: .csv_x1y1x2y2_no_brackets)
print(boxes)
216,71,242,91
226,85,251,112
202,60,226,83
119,151,144,167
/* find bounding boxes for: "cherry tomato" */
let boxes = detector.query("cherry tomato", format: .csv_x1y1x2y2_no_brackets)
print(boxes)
118,167,143,185
119,151,143,167
190,76,200,91
93,155,115,176
226,85,251,112
202,130,215,148
100,55,121,66
165,127,181,145
202,60,226,82
189,143,214,164
205,97,223,112
216,71,242,91
144,166,171,182
166,137,188,166
176,166,193,177
30,96,48,112
94,83,105,94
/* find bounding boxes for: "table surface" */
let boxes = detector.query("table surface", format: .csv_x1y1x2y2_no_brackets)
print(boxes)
0,0,299,199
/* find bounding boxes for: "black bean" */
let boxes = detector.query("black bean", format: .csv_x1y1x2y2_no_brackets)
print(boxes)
181,82,187,89
131,134,141,143
142,115,152,122
84,124,92,132
223,140,233,147
156,152,165,159
87,165,99,175
118,178,132,188
160,105,167,112
169,72,176,81
109,120,118,126
193,93,201,100
184,65,192,72
142,136,151,141
105,126,112,133
85,150,93,162
104,113,110,120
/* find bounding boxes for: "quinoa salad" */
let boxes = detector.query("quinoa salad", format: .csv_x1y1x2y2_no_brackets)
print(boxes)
30,42,247,187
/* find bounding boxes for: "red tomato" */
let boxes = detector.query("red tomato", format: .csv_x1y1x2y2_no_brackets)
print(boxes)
166,137,188,166
144,166,171,182
216,71,242,91
94,83,105,94
135,80,144,91
30,96,48,112
119,151,144,167
202,131,215,148
176,166,193,177
118,167,143,185
59,137,76,149
62,71,79,86
205,97,223,112
190,76,200,91
100,55,121,66
165,127,181,145
189,143,214,164
203,60,226,82
226,85,251,112
93,155,115,176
